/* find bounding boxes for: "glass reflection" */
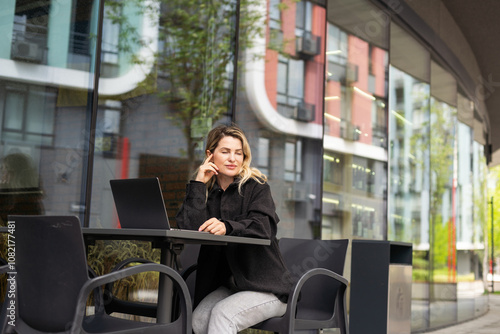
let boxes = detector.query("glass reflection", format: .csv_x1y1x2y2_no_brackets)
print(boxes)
323,17,388,241
0,0,100,301
388,65,431,331
90,0,243,228
236,0,326,239
1,0,98,225
429,97,457,328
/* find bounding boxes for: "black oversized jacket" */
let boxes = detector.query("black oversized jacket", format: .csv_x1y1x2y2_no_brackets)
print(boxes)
175,178,294,306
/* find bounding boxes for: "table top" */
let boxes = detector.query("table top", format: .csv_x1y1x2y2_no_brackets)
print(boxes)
1,225,271,246
82,227,271,246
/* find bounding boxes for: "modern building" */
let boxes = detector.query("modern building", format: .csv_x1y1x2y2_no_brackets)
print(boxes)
0,0,497,332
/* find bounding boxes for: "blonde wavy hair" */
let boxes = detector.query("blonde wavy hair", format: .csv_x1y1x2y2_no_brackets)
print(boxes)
203,124,267,193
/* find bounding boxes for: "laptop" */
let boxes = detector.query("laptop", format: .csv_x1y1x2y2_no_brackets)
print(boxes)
110,177,176,229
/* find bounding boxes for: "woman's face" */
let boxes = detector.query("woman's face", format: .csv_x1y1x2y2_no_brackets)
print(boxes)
211,135,244,179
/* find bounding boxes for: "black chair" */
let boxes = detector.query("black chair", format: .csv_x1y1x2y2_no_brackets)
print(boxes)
9,215,192,334
252,238,350,334
102,244,200,320
167,238,350,334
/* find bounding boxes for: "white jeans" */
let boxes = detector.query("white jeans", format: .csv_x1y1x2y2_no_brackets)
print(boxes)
192,286,287,334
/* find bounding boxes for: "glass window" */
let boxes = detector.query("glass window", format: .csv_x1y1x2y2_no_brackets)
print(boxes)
236,0,325,240
296,1,305,30
69,0,95,70
324,0,388,242
326,24,347,65
428,60,458,329
428,96,457,328
284,140,302,182
388,67,430,244
323,152,344,185
257,137,270,176
269,0,281,30
296,0,312,33
277,55,304,118
388,21,431,332
1,0,98,230
101,5,120,66
2,84,56,146
89,0,239,228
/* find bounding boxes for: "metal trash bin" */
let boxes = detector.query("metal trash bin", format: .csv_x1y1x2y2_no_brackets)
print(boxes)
350,240,413,334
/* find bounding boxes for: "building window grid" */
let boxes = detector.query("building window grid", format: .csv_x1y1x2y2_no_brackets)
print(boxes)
284,140,302,182
277,55,305,118
269,0,281,30
1,84,56,146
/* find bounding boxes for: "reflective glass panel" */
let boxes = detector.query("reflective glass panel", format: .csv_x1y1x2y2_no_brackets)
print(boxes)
0,0,99,227
237,0,325,239
428,96,458,328
325,0,389,241
89,0,239,228
389,21,432,332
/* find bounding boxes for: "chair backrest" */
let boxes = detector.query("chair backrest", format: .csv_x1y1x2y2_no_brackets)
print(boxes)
12,215,89,332
178,244,200,295
279,238,348,319
172,243,200,317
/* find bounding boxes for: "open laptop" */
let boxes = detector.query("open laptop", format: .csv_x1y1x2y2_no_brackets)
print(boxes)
110,177,177,229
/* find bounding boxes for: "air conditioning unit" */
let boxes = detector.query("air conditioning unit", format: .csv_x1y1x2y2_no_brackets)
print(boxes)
11,40,43,63
345,63,359,83
285,183,310,202
294,102,315,122
296,32,320,59
340,121,361,141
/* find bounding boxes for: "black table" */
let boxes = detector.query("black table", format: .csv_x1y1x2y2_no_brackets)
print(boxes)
82,227,270,323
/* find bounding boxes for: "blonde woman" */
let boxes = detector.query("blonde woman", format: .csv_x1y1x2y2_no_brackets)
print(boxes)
176,124,293,334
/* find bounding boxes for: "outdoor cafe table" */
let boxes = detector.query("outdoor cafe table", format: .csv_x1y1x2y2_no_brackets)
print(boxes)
81,227,271,323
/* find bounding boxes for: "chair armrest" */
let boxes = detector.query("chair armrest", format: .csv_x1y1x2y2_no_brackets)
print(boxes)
70,263,192,334
87,266,105,315
283,268,348,320
105,257,156,287
100,257,157,317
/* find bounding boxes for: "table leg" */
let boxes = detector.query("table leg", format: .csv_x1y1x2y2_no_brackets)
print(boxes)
156,243,183,323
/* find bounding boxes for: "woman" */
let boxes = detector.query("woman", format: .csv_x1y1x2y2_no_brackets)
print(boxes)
175,124,294,334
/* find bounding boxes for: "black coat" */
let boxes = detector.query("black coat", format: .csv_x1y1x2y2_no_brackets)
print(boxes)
175,178,294,306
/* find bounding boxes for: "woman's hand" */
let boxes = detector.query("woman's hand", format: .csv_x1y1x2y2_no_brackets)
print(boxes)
199,217,226,235
195,153,219,184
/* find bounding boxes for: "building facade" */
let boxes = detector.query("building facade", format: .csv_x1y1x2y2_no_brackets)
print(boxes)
0,0,491,332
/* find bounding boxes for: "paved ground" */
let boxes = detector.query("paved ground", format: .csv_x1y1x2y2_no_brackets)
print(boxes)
426,294,500,334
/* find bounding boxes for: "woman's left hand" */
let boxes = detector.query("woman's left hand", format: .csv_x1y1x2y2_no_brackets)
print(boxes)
199,217,226,235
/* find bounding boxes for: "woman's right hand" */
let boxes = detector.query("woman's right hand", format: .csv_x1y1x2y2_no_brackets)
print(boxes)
195,153,219,184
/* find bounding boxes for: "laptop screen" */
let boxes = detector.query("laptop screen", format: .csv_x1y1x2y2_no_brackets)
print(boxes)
110,177,170,229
